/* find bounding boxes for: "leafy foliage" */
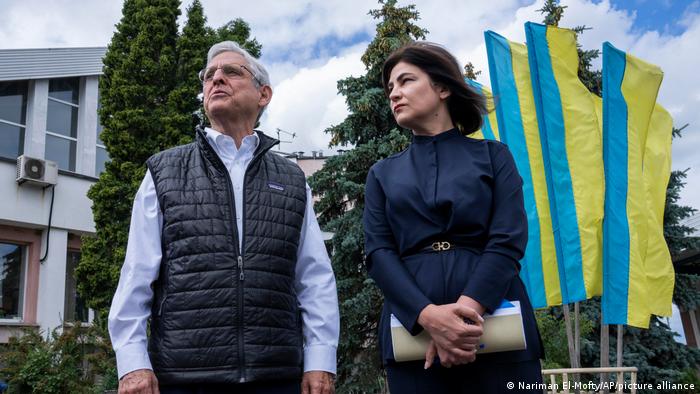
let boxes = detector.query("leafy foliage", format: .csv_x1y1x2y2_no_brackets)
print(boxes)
536,307,595,370
0,321,116,393
308,1,426,392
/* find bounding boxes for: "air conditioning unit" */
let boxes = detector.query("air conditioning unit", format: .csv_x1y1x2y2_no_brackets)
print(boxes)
16,155,58,187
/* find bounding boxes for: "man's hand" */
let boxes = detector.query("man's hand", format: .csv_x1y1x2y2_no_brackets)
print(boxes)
118,369,159,394
302,370,335,394
418,303,483,367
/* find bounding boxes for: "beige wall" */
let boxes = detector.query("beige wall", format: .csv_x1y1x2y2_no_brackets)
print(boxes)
297,158,326,178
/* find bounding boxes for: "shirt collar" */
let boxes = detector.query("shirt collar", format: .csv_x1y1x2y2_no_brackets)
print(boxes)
204,127,260,158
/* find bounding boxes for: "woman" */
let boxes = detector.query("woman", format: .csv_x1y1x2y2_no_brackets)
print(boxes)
363,42,544,393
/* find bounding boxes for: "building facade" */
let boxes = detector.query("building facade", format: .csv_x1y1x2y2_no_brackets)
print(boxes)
0,47,107,340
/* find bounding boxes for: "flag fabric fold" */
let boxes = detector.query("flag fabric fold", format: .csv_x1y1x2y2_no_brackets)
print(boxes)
484,30,561,308
525,22,604,303
465,79,500,141
602,41,673,328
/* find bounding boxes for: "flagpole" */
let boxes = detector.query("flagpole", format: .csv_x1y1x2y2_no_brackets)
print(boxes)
617,324,624,367
601,316,610,393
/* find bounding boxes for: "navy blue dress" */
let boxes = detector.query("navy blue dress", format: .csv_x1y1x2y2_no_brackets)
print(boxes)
363,129,543,392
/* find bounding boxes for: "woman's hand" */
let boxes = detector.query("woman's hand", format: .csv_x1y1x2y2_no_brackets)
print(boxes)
418,303,483,367
456,295,486,315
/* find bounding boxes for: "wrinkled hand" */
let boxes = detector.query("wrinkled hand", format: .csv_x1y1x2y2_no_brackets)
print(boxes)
302,370,335,394
418,303,483,368
118,369,159,394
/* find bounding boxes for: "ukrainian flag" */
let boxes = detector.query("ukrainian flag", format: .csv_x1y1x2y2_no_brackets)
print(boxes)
644,104,675,319
484,30,561,308
525,22,604,303
602,42,674,328
465,79,500,141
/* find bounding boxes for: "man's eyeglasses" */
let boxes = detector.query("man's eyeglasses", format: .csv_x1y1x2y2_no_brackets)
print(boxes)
198,63,260,85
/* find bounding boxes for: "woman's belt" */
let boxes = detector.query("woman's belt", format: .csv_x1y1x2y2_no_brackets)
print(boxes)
417,241,482,254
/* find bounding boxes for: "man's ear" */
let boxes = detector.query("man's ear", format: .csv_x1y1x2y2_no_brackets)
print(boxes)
259,85,273,107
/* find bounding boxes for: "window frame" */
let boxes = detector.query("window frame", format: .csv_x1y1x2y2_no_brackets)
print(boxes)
45,79,80,171
0,80,28,159
0,241,28,323
63,248,90,324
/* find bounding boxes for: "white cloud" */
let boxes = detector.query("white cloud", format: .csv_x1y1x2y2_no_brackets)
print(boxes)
259,45,366,155
196,0,377,64
0,0,122,48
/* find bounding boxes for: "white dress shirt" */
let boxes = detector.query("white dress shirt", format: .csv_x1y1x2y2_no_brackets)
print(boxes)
108,127,339,379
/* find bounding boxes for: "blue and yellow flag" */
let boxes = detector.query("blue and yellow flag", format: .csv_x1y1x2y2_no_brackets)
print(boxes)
484,30,561,308
465,79,500,141
602,42,674,328
644,104,675,319
525,22,604,303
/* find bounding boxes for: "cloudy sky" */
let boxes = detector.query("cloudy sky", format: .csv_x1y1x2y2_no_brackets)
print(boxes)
1,0,698,214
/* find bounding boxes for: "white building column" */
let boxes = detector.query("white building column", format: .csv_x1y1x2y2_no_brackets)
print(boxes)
23,79,49,159
76,76,99,176
36,228,68,333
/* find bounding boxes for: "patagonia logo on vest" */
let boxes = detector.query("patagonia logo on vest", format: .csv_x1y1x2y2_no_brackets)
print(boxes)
268,182,285,191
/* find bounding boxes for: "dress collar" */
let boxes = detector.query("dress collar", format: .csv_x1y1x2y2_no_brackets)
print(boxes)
411,128,462,144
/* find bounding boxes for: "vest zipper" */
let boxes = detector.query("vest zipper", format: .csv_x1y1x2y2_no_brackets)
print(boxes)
236,141,269,382
196,128,277,384
157,294,168,316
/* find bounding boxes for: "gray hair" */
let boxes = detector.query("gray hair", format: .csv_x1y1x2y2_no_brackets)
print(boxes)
206,41,271,119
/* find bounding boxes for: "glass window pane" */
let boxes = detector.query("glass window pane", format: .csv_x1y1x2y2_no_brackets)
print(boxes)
64,251,88,323
0,242,24,319
45,134,76,171
96,122,104,145
0,81,28,125
96,146,109,175
49,78,79,104
47,100,78,138
96,93,104,145
0,122,24,159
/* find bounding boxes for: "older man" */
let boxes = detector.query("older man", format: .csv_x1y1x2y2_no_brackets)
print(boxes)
109,41,339,394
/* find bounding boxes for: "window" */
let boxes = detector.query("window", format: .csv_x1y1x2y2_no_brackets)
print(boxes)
0,81,28,160
95,97,109,174
46,78,79,171
64,250,88,323
0,242,25,320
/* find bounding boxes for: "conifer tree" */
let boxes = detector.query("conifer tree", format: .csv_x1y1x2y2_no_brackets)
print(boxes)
162,0,210,147
214,19,262,57
308,1,426,392
76,0,182,311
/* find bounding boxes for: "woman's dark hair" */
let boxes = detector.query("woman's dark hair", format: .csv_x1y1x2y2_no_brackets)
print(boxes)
382,41,487,135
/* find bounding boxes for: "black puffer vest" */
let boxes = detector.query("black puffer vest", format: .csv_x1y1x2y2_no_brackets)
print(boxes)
146,127,307,384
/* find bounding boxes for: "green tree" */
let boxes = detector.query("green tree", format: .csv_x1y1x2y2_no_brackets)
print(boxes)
214,18,262,57
77,0,181,312
162,0,210,147
308,1,426,392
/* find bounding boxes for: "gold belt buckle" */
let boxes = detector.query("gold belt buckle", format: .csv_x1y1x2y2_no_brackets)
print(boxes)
432,241,451,252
